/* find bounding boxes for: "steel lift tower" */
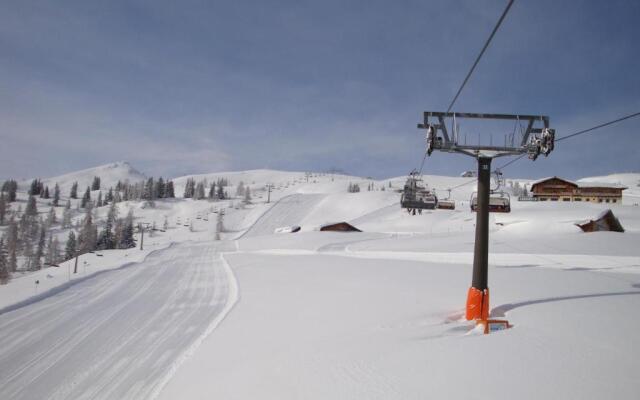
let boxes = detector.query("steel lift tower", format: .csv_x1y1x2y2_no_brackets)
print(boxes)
418,112,555,322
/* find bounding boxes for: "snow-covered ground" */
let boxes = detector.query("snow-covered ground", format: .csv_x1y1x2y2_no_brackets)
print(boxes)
2,165,640,399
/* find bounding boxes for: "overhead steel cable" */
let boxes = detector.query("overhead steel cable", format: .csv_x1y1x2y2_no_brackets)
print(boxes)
556,111,640,142
446,0,515,113
495,111,640,171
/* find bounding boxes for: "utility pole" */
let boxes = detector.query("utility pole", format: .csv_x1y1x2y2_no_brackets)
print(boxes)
418,111,554,322
266,184,273,203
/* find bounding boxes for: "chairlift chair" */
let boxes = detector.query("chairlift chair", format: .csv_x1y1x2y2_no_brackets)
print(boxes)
400,170,438,213
470,191,511,213
436,189,456,210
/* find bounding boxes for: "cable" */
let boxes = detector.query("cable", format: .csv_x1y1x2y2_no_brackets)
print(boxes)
446,0,515,113
556,111,640,142
495,153,526,171
494,111,640,172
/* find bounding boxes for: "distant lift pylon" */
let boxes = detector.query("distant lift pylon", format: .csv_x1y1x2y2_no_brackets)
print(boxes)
418,111,554,321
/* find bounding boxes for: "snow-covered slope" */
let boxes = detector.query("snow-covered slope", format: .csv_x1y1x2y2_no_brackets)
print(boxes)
21,161,146,193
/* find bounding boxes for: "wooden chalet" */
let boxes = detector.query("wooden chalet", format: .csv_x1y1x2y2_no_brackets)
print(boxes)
530,177,626,203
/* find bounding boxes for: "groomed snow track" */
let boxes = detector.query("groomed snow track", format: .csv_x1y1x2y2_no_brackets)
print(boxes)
0,241,237,400
240,194,326,238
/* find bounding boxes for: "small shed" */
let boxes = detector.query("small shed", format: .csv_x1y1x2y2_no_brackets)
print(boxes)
319,222,362,232
576,209,624,233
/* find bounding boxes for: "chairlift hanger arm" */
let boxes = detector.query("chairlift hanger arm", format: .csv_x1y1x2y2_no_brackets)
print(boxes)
418,110,553,160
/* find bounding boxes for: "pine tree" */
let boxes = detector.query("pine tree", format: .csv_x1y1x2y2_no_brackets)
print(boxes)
105,187,114,203
195,182,205,200
0,193,6,226
165,181,175,198
97,201,118,250
25,194,38,217
70,182,78,199
91,176,101,191
143,178,154,201
0,237,9,284
78,206,97,254
51,236,61,264
119,209,136,249
65,231,77,261
2,180,18,202
96,191,103,208
6,216,18,272
208,182,216,199
217,184,225,200
45,207,57,228
155,177,165,199
62,200,72,229
236,181,245,197
34,225,46,270
53,183,60,207
81,186,91,208
29,179,42,195
183,178,195,198
244,186,252,204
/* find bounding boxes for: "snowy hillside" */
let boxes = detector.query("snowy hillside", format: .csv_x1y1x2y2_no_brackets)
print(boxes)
20,161,146,193
2,163,640,400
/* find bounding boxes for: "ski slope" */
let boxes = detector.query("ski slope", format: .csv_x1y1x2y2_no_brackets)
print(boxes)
0,241,237,400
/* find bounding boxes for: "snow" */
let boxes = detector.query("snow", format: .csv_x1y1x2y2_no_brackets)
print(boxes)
2,163,640,399
20,161,146,194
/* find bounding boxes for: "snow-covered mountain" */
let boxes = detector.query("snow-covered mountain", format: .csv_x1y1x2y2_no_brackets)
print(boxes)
20,161,146,194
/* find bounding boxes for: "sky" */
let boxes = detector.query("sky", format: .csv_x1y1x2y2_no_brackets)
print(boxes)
1,0,639,181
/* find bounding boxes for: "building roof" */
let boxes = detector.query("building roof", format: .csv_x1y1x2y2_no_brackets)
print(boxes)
530,176,627,190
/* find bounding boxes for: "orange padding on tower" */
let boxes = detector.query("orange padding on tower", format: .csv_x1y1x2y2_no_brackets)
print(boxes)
465,287,489,320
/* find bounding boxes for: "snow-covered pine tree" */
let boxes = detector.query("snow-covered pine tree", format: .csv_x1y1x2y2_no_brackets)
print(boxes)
2,180,18,202
51,236,61,264
34,225,46,270
91,176,101,191
29,179,41,196
0,193,6,225
97,201,118,250
105,187,113,203
53,183,60,207
25,194,38,217
119,209,136,249
0,237,9,284
244,186,252,204
6,216,18,272
62,200,71,229
45,207,56,228
195,182,205,200
155,177,165,199
65,231,76,261
165,181,175,198
81,186,91,208
143,178,154,201
217,184,225,200
236,181,245,197
77,206,97,254
70,182,78,199
208,182,216,199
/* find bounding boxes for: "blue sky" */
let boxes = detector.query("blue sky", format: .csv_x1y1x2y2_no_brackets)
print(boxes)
1,0,639,180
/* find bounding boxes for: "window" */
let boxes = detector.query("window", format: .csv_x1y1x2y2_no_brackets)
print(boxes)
563,198,570,201
612,199,617,203
598,199,603,203
575,198,582,201
551,198,558,201
605,199,610,203
539,198,547,201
